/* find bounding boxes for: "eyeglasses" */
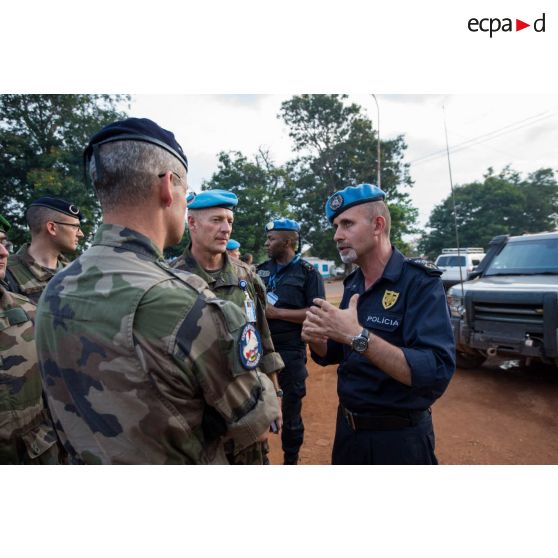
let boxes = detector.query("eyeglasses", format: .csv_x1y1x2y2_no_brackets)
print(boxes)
52,221,83,231
0,238,13,252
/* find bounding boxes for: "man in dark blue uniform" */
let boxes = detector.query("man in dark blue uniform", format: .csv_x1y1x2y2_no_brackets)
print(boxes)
257,219,325,465
303,184,455,465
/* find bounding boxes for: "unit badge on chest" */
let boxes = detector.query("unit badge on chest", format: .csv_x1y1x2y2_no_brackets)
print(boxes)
382,290,400,309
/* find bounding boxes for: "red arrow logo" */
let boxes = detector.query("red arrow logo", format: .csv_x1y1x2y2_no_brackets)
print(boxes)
516,19,530,31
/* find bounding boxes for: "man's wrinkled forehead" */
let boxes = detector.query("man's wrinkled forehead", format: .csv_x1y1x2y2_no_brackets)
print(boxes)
193,206,234,220
333,202,370,225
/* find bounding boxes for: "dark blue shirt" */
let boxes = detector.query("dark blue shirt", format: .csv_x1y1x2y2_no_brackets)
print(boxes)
257,256,325,348
311,248,455,412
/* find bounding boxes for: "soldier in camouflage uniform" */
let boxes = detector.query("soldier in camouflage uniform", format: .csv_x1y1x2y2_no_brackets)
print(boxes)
5,197,84,303
0,215,61,464
35,118,280,464
172,190,284,465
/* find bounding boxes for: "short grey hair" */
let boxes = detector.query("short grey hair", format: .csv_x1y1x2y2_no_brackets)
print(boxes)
367,200,391,238
89,141,186,210
26,206,62,235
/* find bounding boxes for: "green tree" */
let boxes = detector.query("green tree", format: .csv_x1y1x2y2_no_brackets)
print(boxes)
279,94,417,260
418,167,558,258
199,149,292,263
0,94,130,249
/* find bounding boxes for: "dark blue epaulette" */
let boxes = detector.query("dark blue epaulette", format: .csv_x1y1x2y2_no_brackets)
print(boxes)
406,258,442,277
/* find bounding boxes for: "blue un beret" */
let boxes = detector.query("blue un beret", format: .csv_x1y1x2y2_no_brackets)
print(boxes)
265,218,300,233
28,196,83,220
187,189,238,210
325,183,386,223
226,239,241,250
84,117,188,172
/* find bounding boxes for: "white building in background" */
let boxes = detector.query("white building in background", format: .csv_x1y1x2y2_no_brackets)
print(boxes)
304,256,337,279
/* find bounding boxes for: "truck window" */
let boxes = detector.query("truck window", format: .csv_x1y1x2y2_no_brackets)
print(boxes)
485,238,558,275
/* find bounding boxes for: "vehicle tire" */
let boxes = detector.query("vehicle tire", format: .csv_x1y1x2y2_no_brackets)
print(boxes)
456,351,486,369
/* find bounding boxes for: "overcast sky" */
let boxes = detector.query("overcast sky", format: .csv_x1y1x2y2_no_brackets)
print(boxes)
130,94,558,232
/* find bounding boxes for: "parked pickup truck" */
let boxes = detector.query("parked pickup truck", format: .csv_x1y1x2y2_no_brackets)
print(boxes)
447,231,558,369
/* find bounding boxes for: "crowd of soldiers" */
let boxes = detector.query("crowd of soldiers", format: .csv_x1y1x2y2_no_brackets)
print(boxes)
1,116,455,466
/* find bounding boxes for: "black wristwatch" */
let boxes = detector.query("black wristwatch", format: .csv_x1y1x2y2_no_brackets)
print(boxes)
351,328,371,353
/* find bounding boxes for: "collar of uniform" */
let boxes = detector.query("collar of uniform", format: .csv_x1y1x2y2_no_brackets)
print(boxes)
344,247,404,292
382,247,405,282
92,224,164,261
182,244,238,287
13,243,66,280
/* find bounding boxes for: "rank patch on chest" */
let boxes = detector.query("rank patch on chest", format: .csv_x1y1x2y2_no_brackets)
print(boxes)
239,324,262,369
257,270,270,278
382,290,400,309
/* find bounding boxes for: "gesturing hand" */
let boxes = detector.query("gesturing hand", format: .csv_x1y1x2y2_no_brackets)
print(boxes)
303,294,362,345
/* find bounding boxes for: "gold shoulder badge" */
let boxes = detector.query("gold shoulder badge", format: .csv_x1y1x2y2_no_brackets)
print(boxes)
382,290,400,309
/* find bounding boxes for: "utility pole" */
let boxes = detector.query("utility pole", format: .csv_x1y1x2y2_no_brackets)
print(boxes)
371,94,381,188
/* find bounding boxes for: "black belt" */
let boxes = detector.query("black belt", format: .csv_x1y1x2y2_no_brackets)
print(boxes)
341,405,431,431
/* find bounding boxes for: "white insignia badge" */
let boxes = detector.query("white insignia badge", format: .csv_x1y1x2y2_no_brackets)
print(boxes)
329,194,344,211
382,290,400,310
69,205,80,215
239,324,262,369
265,221,275,231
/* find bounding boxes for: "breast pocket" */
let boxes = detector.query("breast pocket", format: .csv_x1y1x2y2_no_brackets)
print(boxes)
278,278,306,307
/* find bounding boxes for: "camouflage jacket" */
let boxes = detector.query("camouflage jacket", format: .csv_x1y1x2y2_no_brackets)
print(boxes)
35,225,280,465
0,284,60,464
6,243,69,303
172,246,284,376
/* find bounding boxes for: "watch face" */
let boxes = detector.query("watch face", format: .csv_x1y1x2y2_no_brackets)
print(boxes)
352,335,368,353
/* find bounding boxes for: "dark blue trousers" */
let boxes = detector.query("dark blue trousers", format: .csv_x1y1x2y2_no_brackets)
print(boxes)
277,348,308,461
332,406,438,465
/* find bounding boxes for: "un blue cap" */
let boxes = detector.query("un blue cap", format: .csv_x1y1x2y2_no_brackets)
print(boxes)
28,196,83,220
226,239,240,250
265,218,300,233
187,189,238,210
325,183,386,223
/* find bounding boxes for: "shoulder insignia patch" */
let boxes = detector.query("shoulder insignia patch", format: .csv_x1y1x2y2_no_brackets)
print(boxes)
406,258,442,277
301,259,315,272
239,324,262,369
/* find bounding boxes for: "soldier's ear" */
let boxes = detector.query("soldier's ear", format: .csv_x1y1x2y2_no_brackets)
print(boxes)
45,220,57,237
158,173,174,208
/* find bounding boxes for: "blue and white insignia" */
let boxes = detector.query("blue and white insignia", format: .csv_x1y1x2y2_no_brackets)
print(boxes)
239,324,262,369
257,270,270,277
238,279,248,290
265,221,275,231
329,194,344,211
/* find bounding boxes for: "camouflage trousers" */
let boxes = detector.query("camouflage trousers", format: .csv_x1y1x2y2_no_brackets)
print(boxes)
226,440,270,465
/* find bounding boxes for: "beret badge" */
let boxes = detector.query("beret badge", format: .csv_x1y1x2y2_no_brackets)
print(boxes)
329,194,344,211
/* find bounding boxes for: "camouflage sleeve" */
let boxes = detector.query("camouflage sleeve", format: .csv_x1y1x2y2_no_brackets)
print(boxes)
0,292,60,464
160,287,280,453
252,273,284,374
